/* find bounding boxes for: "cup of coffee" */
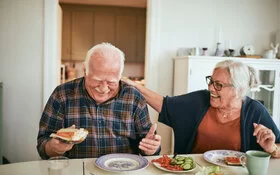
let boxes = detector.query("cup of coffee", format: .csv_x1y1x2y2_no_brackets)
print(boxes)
48,156,69,175
240,150,270,175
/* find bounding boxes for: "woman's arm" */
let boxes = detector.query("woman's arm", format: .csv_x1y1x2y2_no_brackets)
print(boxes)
122,78,163,113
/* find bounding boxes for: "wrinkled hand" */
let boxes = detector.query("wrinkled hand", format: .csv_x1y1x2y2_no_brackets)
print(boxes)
121,77,138,87
47,138,74,155
46,125,75,156
139,123,161,155
253,123,276,153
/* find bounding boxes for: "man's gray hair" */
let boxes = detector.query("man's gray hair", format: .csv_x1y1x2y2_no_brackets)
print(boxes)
214,59,259,98
84,43,125,78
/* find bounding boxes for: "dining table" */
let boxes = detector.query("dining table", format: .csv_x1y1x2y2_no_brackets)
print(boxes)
0,154,279,175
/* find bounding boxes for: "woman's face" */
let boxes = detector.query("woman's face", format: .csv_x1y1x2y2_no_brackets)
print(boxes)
208,68,237,109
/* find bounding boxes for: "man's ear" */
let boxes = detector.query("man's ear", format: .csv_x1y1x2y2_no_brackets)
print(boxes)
83,68,86,76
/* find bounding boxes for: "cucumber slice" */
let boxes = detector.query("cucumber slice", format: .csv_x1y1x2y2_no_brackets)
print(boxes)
183,163,192,170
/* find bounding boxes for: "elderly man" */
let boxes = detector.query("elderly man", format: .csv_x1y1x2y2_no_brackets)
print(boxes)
37,43,161,159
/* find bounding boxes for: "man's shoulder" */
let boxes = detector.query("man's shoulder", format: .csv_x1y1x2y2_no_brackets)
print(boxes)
54,78,84,94
119,82,145,100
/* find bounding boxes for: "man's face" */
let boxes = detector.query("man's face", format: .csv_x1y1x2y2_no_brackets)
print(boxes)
85,56,121,104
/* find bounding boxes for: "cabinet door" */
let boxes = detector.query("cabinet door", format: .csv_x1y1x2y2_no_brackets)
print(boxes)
62,11,71,61
71,11,93,61
136,15,146,63
93,12,115,45
116,15,137,62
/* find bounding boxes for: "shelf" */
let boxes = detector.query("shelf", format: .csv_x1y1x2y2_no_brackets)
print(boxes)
250,85,274,92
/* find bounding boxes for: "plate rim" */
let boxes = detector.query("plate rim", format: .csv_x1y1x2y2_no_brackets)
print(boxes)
95,153,149,172
151,155,197,173
203,149,245,167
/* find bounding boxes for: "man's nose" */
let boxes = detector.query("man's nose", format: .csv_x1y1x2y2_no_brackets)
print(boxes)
99,82,109,90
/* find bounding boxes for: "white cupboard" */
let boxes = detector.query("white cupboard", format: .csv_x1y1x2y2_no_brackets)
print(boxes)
173,56,280,128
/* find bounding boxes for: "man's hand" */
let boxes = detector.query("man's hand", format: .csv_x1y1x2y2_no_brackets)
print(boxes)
46,125,76,157
139,123,161,155
46,138,74,157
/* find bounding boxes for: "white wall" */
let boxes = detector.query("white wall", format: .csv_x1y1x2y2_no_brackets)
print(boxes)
0,0,44,162
154,0,279,96
145,0,280,154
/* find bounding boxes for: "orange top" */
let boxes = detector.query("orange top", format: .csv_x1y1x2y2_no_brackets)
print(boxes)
192,107,241,153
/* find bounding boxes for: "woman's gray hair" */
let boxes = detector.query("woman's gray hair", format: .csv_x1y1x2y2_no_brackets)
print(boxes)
214,59,259,98
84,43,125,78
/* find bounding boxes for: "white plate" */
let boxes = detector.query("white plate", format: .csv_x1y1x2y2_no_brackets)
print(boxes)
95,153,149,172
152,156,197,173
203,150,245,167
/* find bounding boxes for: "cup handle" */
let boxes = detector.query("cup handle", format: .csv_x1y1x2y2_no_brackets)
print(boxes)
239,155,246,167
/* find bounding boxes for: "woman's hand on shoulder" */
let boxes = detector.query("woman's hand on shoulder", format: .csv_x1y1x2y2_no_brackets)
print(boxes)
121,77,138,87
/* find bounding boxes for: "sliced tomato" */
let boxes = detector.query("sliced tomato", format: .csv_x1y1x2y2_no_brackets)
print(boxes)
57,132,74,138
152,155,183,171
225,156,241,165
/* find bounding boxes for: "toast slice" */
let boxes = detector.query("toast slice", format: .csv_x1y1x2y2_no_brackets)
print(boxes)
224,156,242,166
50,128,88,143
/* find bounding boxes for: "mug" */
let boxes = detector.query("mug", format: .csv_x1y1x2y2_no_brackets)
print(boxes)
240,150,270,175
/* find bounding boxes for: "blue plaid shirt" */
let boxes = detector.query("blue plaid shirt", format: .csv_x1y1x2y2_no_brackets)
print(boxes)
37,77,153,159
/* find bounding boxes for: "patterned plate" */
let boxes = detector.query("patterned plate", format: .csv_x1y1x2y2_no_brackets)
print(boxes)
95,153,149,172
203,150,245,167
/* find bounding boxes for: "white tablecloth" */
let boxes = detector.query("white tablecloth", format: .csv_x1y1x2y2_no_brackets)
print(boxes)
0,154,279,175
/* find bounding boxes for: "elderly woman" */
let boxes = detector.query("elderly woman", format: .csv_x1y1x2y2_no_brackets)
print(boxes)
122,59,280,158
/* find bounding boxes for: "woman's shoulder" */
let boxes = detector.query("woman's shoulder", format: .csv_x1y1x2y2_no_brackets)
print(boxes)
165,89,210,106
243,96,267,110
166,89,209,100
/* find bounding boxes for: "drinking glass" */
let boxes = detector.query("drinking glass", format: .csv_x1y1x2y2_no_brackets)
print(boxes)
48,156,69,175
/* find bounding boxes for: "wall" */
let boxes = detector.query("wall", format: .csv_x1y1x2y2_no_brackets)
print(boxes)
0,0,44,162
145,0,280,154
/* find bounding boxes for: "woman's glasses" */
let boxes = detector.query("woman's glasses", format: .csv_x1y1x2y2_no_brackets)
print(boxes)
205,76,234,91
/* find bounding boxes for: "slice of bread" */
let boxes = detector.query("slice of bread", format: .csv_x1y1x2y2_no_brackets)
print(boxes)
50,128,88,142
224,156,241,166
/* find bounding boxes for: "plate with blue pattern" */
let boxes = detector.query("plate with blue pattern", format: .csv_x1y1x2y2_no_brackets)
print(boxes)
95,153,149,172
203,150,245,167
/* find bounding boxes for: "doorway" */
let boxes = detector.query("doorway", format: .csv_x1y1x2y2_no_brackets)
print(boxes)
59,1,147,85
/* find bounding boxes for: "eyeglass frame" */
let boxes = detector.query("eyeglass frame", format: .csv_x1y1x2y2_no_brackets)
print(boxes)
205,76,234,91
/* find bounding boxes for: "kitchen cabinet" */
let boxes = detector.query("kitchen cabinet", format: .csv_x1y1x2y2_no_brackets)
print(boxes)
61,5,146,63
62,11,93,61
61,11,71,60
173,56,280,128
116,15,137,62
71,11,93,61
93,12,115,45
136,16,146,62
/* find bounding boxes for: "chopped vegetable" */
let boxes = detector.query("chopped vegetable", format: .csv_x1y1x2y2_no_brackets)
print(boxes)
152,154,195,171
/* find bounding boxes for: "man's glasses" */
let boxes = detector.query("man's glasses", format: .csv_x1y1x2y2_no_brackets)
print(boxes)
205,76,234,91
